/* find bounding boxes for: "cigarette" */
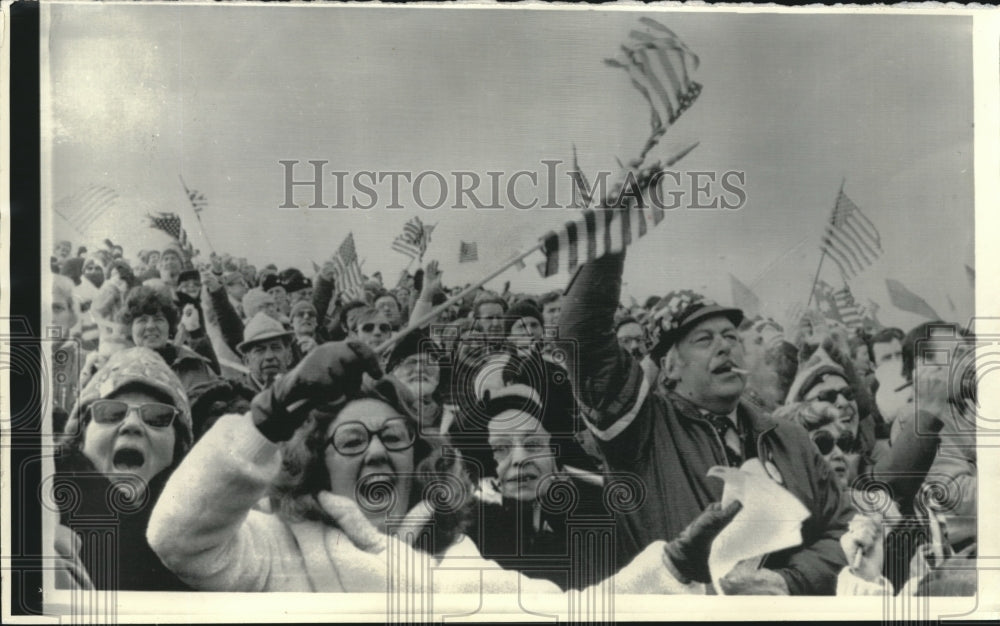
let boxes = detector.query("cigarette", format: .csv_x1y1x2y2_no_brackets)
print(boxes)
730,367,749,375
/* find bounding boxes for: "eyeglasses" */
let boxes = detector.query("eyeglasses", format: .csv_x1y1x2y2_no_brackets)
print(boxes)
811,387,856,404
88,399,179,428
359,323,391,334
810,430,858,455
327,417,416,456
293,311,317,320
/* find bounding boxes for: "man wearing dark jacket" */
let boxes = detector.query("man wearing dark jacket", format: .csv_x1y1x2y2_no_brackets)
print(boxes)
558,251,852,595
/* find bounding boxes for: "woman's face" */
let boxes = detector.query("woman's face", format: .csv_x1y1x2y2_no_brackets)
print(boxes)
131,312,170,350
81,389,177,492
324,398,415,531
804,375,861,489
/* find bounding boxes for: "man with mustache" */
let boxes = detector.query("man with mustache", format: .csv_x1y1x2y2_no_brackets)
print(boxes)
237,312,295,392
559,251,852,595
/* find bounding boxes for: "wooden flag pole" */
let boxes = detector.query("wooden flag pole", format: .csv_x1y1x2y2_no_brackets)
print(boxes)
374,245,542,355
179,175,217,256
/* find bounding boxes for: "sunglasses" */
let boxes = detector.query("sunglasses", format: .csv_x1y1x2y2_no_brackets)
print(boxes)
327,417,415,456
293,311,317,320
359,323,391,334
811,387,856,404
810,430,858,455
88,399,179,428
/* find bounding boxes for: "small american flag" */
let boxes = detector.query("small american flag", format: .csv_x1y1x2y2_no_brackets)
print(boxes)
147,212,193,258
821,190,882,280
54,185,119,234
832,285,863,330
604,17,702,135
181,179,209,214
331,233,366,301
458,241,478,263
391,217,433,261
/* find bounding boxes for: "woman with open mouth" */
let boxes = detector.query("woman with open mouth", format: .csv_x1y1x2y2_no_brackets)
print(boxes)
148,341,741,600
53,346,195,591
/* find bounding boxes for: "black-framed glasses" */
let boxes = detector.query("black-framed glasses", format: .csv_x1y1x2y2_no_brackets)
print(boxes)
88,399,179,428
327,417,416,456
359,322,391,334
812,387,856,404
810,429,858,455
293,310,317,320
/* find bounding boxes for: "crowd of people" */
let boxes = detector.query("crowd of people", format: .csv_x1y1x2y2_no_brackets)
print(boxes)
49,236,978,598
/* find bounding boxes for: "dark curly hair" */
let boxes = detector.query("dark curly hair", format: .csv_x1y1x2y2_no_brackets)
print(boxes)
270,375,473,557
118,285,179,338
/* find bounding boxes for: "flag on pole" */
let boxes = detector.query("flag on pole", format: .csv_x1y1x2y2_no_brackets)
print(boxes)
331,233,366,300
391,216,433,261
832,285,864,330
886,278,941,320
729,274,763,320
569,144,594,209
181,179,209,214
537,160,673,278
820,190,882,280
604,17,702,134
147,212,194,259
459,241,478,263
54,185,119,235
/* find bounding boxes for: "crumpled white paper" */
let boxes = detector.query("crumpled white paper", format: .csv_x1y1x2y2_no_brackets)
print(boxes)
707,458,810,592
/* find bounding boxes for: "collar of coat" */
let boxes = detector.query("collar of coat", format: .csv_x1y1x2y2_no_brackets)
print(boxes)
666,389,779,438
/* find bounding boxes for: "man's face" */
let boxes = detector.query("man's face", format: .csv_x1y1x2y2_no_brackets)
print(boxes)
488,410,558,503
291,307,318,335
82,258,104,287
616,322,646,358
667,316,746,411
508,316,543,356
475,303,506,336
542,299,562,327
267,286,289,315
225,277,248,302
325,398,415,531
354,313,391,349
243,338,292,385
852,345,876,392
178,279,201,299
147,251,160,267
374,295,402,328
55,241,71,260
82,389,177,492
390,352,440,400
872,338,903,368
131,312,170,351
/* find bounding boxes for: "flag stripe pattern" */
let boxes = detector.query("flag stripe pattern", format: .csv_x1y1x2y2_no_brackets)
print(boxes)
459,241,478,263
54,185,119,234
604,18,702,133
147,212,193,258
821,190,882,279
332,233,366,301
391,217,433,261
182,181,209,214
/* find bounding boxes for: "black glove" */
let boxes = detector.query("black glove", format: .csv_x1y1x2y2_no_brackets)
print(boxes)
664,500,743,583
252,340,384,442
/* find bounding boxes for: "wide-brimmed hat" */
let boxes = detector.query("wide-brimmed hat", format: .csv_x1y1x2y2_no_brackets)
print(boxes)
650,290,743,359
238,312,294,354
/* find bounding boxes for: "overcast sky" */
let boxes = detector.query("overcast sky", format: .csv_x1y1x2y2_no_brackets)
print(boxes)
45,4,974,329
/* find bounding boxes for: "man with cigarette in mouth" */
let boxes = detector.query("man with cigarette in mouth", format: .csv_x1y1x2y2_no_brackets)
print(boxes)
559,251,852,595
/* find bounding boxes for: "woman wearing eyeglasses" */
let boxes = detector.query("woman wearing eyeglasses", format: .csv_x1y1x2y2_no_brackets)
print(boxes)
54,347,194,591
148,341,735,601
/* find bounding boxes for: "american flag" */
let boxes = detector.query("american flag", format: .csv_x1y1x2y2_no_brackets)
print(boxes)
813,280,874,331
458,241,478,263
820,190,882,280
331,233,366,301
391,217,433,261
537,145,697,278
604,17,702,135
54,185,119,234
181,178,209,214
147,212,193,258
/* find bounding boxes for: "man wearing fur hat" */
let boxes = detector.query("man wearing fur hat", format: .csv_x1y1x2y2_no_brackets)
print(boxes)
559,251,852,595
